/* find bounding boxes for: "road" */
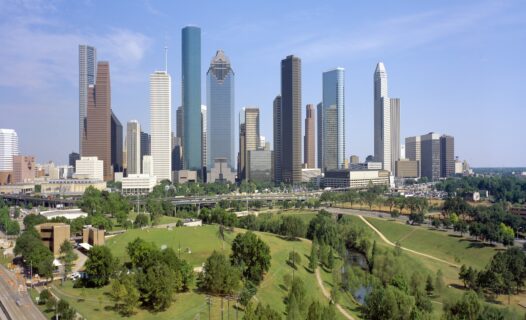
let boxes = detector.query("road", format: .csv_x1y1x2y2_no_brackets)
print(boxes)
0,265,46,320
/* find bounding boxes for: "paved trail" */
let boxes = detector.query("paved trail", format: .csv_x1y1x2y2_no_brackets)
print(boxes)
314,268,356,320
357,215,460,268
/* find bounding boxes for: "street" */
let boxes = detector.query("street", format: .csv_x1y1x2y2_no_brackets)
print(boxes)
0,265,46,320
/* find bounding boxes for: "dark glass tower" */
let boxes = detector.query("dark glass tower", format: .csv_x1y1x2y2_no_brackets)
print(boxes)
182,26,202,171
280,55,302,185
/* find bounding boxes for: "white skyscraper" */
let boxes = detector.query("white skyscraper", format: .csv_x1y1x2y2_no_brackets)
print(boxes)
374,62,391,172
126,120,141,175
79,45,97,155
201,105,208,168
150,71,172,182
0,129,19,172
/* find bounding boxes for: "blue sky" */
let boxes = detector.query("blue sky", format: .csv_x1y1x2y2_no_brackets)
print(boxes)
0,0,525,167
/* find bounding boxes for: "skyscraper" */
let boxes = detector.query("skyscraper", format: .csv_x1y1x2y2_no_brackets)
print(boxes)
82,61,112,181
421,132,441,181
79,45,97,155
127,120,141,175
238,108,260,181
111,111,123,173
316,102,323,169
405,135,421,177
440,135,455,178
140,131,150,170
201,105,208,169
272,96,282,183
150,70,172,182
0,129,19,184
182,26,201,171
207,50,235,169
304,104,315,168
390,98,401,171
281,55,302,184
322,68,345,171
176,106,184,144
374,62,391,173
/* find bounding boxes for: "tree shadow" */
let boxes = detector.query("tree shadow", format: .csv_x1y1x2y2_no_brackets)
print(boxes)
447,234,462,238
279,284,288,291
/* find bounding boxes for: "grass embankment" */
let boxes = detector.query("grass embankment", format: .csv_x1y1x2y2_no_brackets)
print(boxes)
49,225,346,320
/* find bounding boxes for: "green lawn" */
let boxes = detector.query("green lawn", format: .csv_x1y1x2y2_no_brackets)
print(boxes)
52,225,347,320
364,217,497,269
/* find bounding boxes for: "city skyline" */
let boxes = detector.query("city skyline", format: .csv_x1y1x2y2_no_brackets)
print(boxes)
0,1,525,167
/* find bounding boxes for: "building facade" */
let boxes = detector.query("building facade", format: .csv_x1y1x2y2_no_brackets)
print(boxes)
150,71,172,181
140,131,150,171
126,120,141,175
421,132,441,181
239,108,260,181
373,62,391,173
182,26,202,170
440,135,455,178
324,169,390,189
79,45,96,155
207,50,235,169
281,55,302,184
12,155,35,184
111,111,123,173
201,105,208,169
208,158,236,184
272,95,282,183
322,68,345,170
304,104,315,168
75,156,104,181
122,174,157,195
35,223,70,256
395,159,420,178
0,129,19,184
390,98,400,172
247,150,272,183
82,61,112,181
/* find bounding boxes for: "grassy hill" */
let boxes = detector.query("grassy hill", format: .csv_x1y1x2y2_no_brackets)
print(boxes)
49,225,344,320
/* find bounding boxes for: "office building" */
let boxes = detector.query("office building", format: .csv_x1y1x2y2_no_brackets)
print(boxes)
208,158,236,184
455,159,463,175
395,159,420,178
324,169,390,189
140,131,150,170
273,95,282,183
304,104,315,168
142,155,154,176
373,62,391,172
79,45,96,155
322,68,345,170
35,223,70,256
247,150,272,183
122,174,157,195
126,120,141,175
41,179,105,194
350,155,359,164
12,155,35,184
201,105,208,168
421,132,441,181
150,70,172,181
281,55,302,184
111,111,123,173
69,152,80,170
316,102,323,170
173,170,197,184
207,50,235,169
405,136,421,176
440,135,455,178
82,61,112,181
176,106,184,145
390,98,400,171
238,108,260,180
0,129,19,184
75,156,104,181
182,26,201,170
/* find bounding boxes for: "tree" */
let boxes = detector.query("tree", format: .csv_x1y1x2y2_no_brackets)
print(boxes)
38,289,52,305
288,250,301,269
363,285,416,320
137,262,177,311
307,301,337,320
280,215,306,240
390,209,400,219
57,300,76,320
199,251,241,295
230,232,271,284
443,291,482,320
327,247,335,270
425,275,434,296
286,277,307,319
308,241,318,272
283,274,292,290
307,211,338,247
84,245,118,287
134,213,150,228
59,240,78,275
319,243,330,267
111,273,140,316
239,281,257,308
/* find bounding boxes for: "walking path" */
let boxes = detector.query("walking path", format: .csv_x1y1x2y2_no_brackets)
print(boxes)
314,268,356,320
357,215,459,268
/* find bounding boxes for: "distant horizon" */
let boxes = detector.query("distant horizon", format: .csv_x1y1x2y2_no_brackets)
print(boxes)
0,1,524,167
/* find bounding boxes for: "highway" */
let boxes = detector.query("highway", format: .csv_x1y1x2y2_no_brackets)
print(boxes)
0,265,46,320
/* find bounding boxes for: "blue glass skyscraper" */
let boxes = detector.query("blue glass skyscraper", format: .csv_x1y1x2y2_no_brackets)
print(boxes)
182,26,202,170
206,50,235,169
322,68,345,171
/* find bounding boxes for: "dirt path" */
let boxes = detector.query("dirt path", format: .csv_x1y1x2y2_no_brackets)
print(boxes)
314,268,356,320
357,215,459,268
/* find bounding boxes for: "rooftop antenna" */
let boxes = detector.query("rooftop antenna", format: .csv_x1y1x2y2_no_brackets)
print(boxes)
164,34,168,72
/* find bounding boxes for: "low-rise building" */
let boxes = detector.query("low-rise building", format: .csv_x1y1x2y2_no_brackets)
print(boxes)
122,174,157,195
0,183,34,194
173,170,197,184
246,151,272,183
40,208,88,220
349,162,383,170
395,159,420,178
182,218,202,227
82,226,105,246
35,223,70,256
323,169,390,189
40,179,105,195
302,168,321,183
75,157,103,181
208,158,236,184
